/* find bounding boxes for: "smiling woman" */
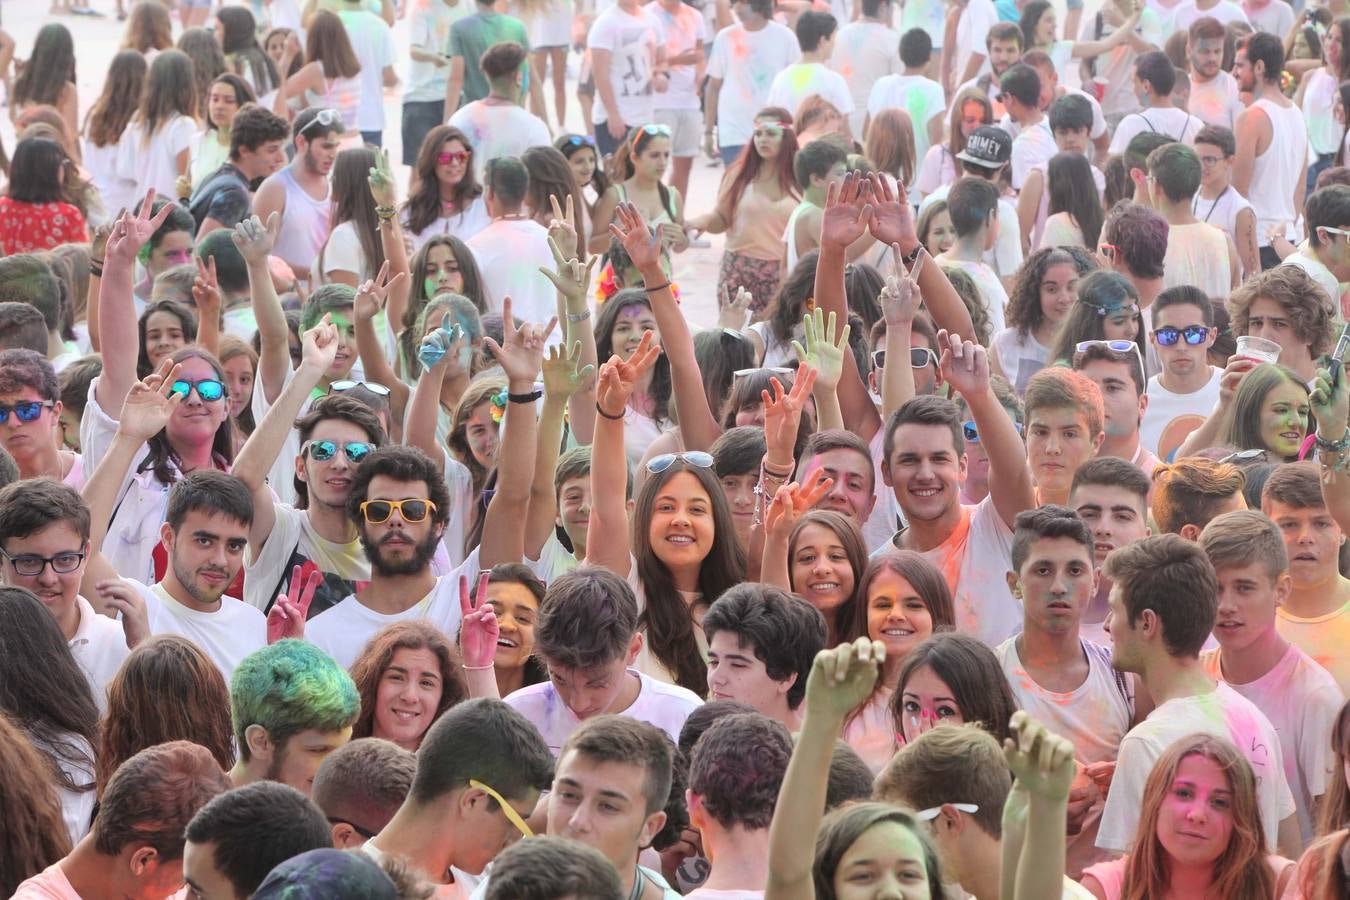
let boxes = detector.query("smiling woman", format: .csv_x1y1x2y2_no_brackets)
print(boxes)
350,620,468,752
1222,363,1311,462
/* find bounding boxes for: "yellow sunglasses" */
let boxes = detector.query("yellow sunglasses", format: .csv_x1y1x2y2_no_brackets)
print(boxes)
469,779,534,838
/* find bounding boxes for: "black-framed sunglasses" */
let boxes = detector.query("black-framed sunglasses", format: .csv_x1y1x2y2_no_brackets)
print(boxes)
1153,325,1210,346
646,451,714,474
0,400,54,424
303,440,374,463
0,548,86,576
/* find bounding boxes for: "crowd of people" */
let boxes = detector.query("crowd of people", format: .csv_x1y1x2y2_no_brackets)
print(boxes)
7,0,1350,896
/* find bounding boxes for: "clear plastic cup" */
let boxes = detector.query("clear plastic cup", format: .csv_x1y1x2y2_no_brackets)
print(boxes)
1235,335,1281,365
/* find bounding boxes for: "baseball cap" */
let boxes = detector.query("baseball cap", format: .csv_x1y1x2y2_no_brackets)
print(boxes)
956,126,1012,169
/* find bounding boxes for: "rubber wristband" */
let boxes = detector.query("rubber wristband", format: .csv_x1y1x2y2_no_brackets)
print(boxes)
508,390,542,404
596,402,625,420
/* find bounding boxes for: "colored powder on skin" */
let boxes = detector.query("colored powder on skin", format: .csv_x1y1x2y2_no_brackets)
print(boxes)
425,277,439,299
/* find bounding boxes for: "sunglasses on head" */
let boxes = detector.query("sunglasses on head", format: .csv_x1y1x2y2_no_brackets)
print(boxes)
733,366,793,380
645,450,714,474
298,107,341,138
871,348,939,370
437,150,470,165
1153,325,1210,346
304,439,374,463
1074,340,1149,394
639,123,673,137
329,380,392,397
0,400,53,424
562,134,597,149
170,379,225,402
359,498,438,524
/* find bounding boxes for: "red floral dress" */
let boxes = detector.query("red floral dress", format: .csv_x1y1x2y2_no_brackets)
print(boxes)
0,197,88,254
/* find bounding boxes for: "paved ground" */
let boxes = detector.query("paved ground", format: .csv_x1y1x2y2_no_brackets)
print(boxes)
1,0,731,329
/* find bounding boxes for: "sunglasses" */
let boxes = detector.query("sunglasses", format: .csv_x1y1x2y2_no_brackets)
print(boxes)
871,348,939,370
304,440,374,463
1074,340,1148,394
733,366,793,380
646,450,714,474
1153,325,1210,346
359,498,437,524
639,123,673,137
437,150,471,165
298,107,341,137
1220,448,1268,465
469,779,534,838
0,400,54,424
330,380,392,397
914,802,979,823
170,379,225,402
562,134,597,149
0,548,86,577
962,420,1022,443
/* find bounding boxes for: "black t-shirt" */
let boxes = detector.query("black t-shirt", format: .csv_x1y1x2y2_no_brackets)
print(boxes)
189,162,252,233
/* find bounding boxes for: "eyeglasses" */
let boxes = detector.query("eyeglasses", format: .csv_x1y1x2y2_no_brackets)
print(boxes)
326,817,377,840
646,451,715,474
561,134,596,149
170,379,225,402
639,123,673,137
0,548,86,577
962,420,1022,443
1197,154,1225,167
469,779,534,838
1153,325,1210,346
914,802,980,823
437,150,470,166
872,348,940,370
1074,340,1148,394
733,366,793,380
329,380,392,397
298,107,341,138
359,498,438,524
303,440,374,463
0,400,54,424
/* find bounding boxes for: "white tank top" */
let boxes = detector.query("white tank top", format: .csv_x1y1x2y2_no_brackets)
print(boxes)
273,167,332,275
1190,184,1253,245
782,201,812,271
1248,98,1308,247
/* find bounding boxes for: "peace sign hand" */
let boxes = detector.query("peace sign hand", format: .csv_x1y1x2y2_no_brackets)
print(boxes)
267,565,322,643
354,260,407,322
458,571,498,669
116,358,184,442
106,191,178,266
762,367,818,465
596,330,662,417
546,193,582,263
764,475,835,541
367,147,398,208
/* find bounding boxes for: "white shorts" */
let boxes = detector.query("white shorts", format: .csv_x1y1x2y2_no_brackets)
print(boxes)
530,1,573,49
653,107,701,158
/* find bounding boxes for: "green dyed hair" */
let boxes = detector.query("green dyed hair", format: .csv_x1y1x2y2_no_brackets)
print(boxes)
230,639,360,760
300,283,357,331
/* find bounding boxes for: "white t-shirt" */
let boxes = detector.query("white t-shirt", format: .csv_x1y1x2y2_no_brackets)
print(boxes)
1189,70,1245,130
244,503,372,619
1191,185,1254,249
953,0,998,83
405,0,466,103
68,595,129,714
1108,106,1205,154
1304,68,1342,157
1276,600,1350,698
1140,366,1222,460
588,5,666,126
991,327,1051,397
1010,119,1056,191
504,667,703,754
115,114,197,202
933,253,1009,335
1201,644,1343,845
651,0,707,111
320,219,373,285
900,0,945,48
873,495,1020,646
338,9,397,131
1171,0,1251,29
1080,7,1162,118
526,531,581,583
867,74,946,177
831,22,902,135
1282,245,1344,314
307,564,476,670
135,580,266,684
403,196,493,251
706,22,802,147
465,218,561,332
1162,222,1232,301
766,62,854,124
921,184,1022,281
30,732,96,848
449,102,553,179
1097,681,1296,853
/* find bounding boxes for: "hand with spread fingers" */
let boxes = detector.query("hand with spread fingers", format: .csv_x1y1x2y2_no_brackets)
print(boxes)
608,201,665,276
542,341,595,402
792,308,851,396
116,359,185,443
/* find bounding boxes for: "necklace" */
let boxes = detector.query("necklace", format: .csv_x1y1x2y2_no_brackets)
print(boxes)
1194,185,1228,224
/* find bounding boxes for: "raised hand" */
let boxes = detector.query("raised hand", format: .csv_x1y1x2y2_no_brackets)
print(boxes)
300,314,340,375
764,476,835,541
597,330,661,417
717,286,753,331
267,565,322,643
866,172,919,251
91,211,122,263
792,308,851,395
542,340,594,402
97,579,150,648
367,147,398,208
880,245,923,327
608,201,664,275
761,368,818,464
354,260,407,322
116,358,184,442
545,193,582,262
819,171,873,250
804,638,887,723
458,571,499,669
540,234,598,308
192,255,222,322
1004,711,1077,804
106,191,177,266
936,328,990,400
482,297,557,389
1218,355,1259,408
232,213,281,267
1312,362,1349,437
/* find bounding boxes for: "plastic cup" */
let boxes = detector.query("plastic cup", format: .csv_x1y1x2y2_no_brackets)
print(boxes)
1235,335,1281,365
1090,76,1109,102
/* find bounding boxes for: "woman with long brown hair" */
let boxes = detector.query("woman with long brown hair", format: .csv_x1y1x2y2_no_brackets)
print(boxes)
115,49,197,202
0,712,71,897
402,124,490,249
9,24,78,138
273,10,362,131
120,0,174,57
82,50,147,218
95,635,235,797
350,621,468,751
522,144,587,251
317,147,385,287
914,87,993,204
863,108,917,192
688,107,801,315
1080,734,1294,899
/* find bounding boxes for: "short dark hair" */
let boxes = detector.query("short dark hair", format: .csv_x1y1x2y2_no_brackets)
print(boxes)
292,105,345,143
899,28,932,67
1151,458,1246,535
485,156,529,210
1102,202,1169,279
1193,123,1236,157
1306,185,1350,249
59,353,101,418
0,303,49,353
677,699,758,758
0,478,91,545
410,698,554,806
1011,505,1094,573
0,254,61,332
480,41,528,81
688,713,792,830
884,394,964,466
347,445,451,529
988,20,1022,48
185,783,332,897
195,229,249,296
795,10,837,51
1049,94,1092,133
1124,132,1173,180
1242,31,1285,83
485,837,623,900
228,102,289,160
794,138,848,186
559,716,674,815
1262,460,1326,511
1135,50,1177,94
0,348,58,401
1103,533,1219,657
998,63,1041,108
1070,456,1152,510
711,426,766,478
535,565,639,670
947,176,1001,238
1153,284,1216,326
1147,142,1201,202
826,741,874,810
166,470,254,531
311,738,415,838
94,741,231,861
702,584,827,710
300,283,355,332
